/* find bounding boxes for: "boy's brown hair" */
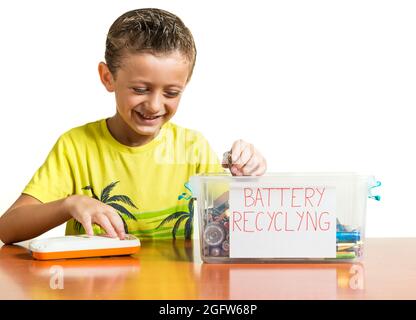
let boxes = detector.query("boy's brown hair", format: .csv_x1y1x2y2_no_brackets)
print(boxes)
105,8,196,81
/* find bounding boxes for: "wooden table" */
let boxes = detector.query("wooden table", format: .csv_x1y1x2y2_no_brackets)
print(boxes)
0,238,415,300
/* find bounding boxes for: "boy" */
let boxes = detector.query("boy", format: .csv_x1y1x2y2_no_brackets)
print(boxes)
0,8,266,244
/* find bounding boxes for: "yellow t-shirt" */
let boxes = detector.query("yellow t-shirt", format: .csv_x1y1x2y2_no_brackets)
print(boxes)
23,119,224,239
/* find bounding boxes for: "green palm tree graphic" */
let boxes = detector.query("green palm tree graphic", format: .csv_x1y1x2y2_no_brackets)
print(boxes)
156,182,194,239
74,181,138,234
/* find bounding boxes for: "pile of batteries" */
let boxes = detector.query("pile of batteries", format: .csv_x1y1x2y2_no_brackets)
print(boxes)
202,191,230,258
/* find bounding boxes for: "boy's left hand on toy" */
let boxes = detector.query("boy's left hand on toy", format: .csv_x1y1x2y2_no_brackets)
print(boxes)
222,139,267,176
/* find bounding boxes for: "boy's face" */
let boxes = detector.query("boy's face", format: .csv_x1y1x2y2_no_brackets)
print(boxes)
99,51,190,145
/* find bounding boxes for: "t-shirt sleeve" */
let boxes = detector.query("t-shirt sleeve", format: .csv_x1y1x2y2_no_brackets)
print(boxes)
195,132,226,174
22,134,75,203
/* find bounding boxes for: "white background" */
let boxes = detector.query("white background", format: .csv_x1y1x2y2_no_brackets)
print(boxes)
0,0,414,239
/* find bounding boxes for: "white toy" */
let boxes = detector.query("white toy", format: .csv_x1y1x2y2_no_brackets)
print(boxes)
29,234,140,260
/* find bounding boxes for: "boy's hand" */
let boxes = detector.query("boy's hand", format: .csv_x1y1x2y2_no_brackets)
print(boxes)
222,139,267,176
64,195,126,239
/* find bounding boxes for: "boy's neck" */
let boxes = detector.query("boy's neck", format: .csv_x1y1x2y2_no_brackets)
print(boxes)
106,115,159,147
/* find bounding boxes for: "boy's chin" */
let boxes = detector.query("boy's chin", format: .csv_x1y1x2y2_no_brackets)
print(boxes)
133,123,164,137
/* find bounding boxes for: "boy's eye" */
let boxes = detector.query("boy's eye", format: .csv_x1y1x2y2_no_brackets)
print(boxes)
133,87,148,94
165,91,181,98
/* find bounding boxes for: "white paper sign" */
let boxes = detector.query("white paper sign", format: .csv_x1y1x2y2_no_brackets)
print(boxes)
229,183,336,258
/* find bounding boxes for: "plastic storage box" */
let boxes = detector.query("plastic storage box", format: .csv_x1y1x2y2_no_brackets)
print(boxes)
189,173,380,263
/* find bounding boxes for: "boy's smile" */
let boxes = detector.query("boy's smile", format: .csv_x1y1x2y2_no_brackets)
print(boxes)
99,51,190,147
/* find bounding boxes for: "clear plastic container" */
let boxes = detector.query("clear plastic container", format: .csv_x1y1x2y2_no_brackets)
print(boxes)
189,173,380,263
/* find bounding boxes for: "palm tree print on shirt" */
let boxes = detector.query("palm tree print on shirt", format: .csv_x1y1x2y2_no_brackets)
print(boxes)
156,182,194,239
74,181,138,234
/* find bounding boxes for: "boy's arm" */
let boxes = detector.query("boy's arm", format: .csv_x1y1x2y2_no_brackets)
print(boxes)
0,194,71,245
0,194,126,245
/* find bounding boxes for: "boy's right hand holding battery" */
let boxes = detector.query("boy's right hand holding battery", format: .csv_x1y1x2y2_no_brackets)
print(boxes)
222,139,267,176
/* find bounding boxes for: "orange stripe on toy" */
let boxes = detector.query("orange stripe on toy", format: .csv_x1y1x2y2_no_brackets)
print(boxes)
32,246,140,260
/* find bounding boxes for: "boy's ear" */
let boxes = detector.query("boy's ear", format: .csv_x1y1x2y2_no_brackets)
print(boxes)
98,62,115,92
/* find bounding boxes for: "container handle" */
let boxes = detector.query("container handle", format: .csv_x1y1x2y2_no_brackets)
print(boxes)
368,180,381,201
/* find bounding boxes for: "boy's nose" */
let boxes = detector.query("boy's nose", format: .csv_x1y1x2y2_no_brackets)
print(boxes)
146,92,164,114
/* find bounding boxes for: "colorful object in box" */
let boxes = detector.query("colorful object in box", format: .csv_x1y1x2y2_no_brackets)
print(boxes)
336,251,356,259
337,231,361,242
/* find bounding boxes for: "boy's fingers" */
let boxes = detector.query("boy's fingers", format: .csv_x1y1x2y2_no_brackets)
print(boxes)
81,216,94,236
241,154,261,175
235,144,254,170
251,158,267,176
230,139,245,164
105,211,126,239
226,141,266,176
251,164,266,176
231,140,253,168
94,214,117,238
